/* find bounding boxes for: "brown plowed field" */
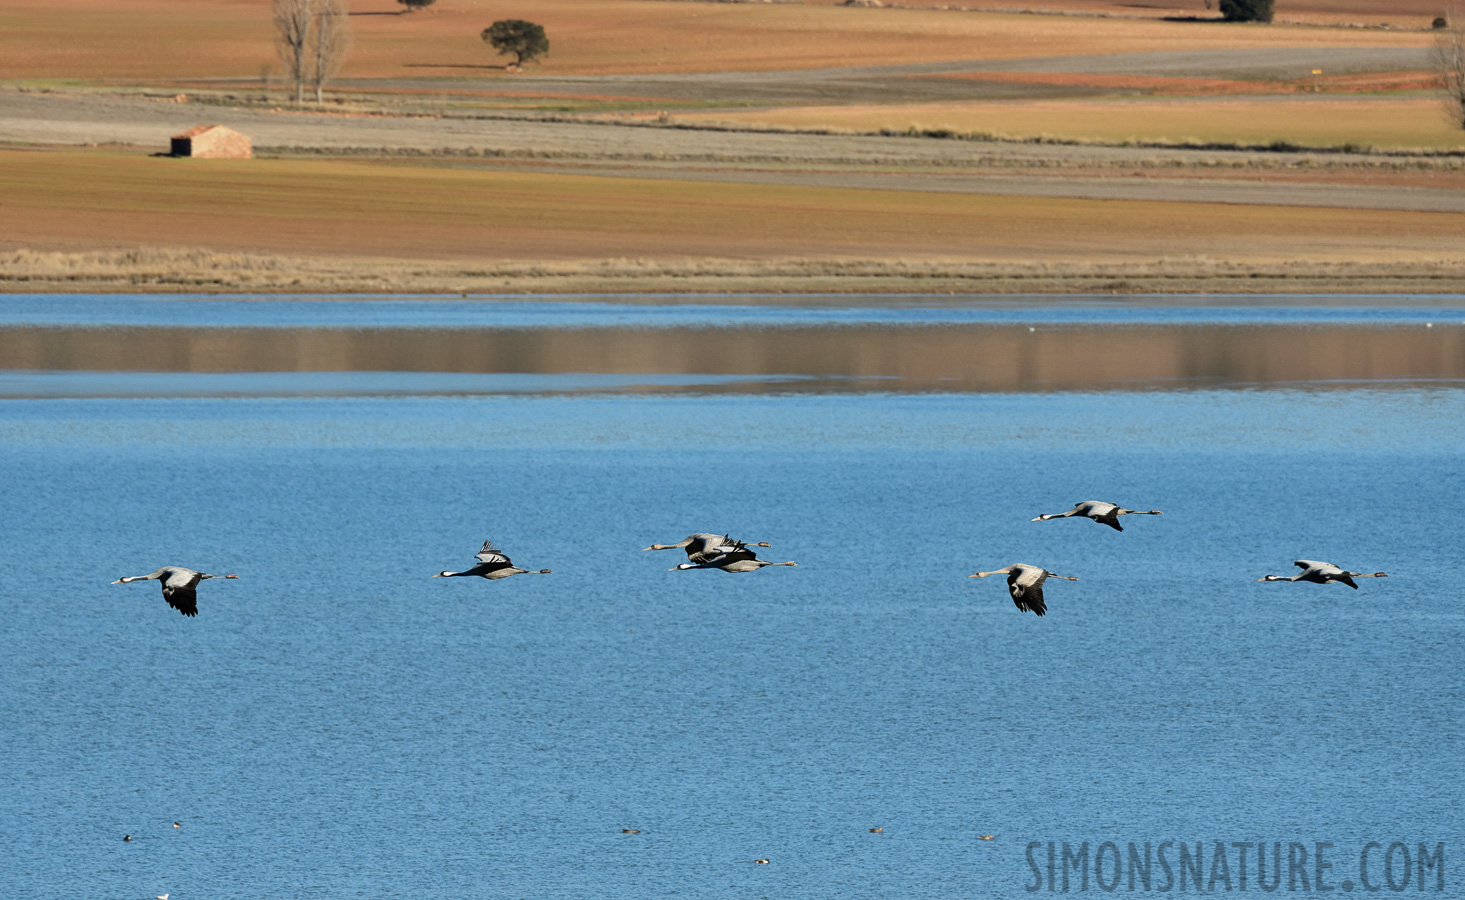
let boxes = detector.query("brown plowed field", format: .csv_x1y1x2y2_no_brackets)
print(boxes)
5,149,1464,264
0,0,1434,81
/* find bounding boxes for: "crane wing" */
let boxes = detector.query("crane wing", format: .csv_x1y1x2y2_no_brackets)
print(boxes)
475,541,512,566
1006,566,1049,616
688,535,741,564
161,584,199,617
1294,560,1332,571
698,542,758,568
1006,575,1047,616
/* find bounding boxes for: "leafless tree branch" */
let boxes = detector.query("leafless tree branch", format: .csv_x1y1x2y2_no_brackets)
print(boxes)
273,0,313,105
309,0,351,104
1433,5,1465,130
274,0,351,105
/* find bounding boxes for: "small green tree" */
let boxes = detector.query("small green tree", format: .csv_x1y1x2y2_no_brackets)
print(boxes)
482,19,549,67
1218,0,1272,22
397,0,435,11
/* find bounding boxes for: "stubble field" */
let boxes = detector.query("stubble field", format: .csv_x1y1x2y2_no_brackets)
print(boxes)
683,96,1465,150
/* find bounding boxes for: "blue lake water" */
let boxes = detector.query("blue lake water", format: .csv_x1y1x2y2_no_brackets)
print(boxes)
3,293,1465,328
1,297,1462,898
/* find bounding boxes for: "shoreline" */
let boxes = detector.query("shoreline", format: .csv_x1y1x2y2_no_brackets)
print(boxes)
5,252,1465,298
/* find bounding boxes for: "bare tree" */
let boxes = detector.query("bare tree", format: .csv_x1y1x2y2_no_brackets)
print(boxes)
309,0,351,104
273,0,313,104
1435,5,1465,130
274,0,351,105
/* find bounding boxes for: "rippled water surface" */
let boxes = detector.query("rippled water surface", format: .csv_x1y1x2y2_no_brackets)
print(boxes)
1,296,1462,899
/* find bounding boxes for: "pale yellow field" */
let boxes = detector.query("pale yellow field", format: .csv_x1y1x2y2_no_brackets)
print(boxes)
0,0,1434,81
683,96,1465,150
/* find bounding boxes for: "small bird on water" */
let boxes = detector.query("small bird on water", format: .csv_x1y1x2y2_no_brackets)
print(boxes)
869,827,883,833
1257,560,1387,589
971,564,1078,617
1031,501,1162,532
621,829,641,834
112,567,237,617
755,859,770,865
122,835,131,842
173,822,181,829
434,540,551,580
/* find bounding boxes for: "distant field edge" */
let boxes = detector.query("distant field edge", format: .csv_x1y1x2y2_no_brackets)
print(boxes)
655,120,1465,159
4,250,1465,296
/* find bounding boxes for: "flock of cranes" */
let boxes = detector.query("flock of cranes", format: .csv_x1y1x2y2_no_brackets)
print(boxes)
112,501,1387,618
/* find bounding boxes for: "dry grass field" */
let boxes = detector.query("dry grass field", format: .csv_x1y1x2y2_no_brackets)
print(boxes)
684,96,1465,150
4,147,1464,269
0,0,1436,81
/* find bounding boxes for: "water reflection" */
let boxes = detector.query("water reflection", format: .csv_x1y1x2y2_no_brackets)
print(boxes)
1,323,1462,395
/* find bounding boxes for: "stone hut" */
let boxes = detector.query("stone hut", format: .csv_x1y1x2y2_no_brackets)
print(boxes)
170,125,252,159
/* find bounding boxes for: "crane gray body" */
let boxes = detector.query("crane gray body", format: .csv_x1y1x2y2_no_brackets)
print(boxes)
669,539,796,573
112,567,237,617
1258,560,1387,589
644,532,772,564
1032,501,1162,532
435,540,551,580
970,563,1078,616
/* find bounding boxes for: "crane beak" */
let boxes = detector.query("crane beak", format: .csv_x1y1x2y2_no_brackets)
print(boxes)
224,574,239,579
110,578,125,584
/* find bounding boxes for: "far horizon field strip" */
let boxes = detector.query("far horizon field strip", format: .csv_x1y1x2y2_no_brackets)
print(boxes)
4,149,1465,266
0,0,1435,82
800,0,1450,24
